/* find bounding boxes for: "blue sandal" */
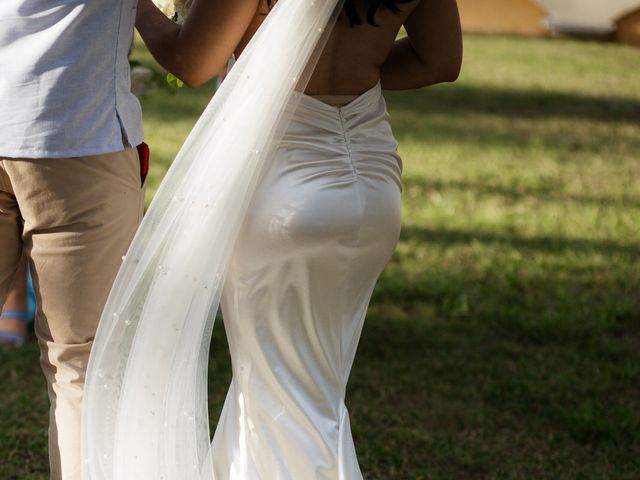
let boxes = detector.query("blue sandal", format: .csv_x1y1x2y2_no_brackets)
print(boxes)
0,272,36,346
0,310,30,346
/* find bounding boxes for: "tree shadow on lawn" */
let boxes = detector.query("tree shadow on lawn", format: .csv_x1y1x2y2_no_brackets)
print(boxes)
399,225,640,258
385,93,640,162
350,300,640,478
403,175,640,210
385,84,640,124
345,227,640,477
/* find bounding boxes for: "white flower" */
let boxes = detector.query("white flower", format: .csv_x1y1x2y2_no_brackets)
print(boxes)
175,0,193,23
152,0,176,18
152,0,192,23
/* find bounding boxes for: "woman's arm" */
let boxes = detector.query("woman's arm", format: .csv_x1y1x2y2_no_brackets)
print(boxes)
135,0,260,87
380,0,463,90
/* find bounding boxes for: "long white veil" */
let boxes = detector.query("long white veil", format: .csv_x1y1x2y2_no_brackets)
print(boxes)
82,1,343,478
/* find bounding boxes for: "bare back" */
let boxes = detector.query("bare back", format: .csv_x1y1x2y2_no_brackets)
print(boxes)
137,0,460,92
237,0,420,95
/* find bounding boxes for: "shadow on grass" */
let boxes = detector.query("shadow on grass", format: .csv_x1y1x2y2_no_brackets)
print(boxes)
338,165,640,474
403,175,640,210
349,224,640,477
399,226,640,257
385,84,640,124
351,302,640,478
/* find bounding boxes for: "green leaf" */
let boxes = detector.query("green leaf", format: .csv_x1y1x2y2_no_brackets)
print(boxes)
166,73,184,88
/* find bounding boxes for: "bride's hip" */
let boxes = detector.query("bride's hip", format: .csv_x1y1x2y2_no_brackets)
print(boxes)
245,155,402,257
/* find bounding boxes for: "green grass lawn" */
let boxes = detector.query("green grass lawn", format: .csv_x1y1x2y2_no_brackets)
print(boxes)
1,34,639,479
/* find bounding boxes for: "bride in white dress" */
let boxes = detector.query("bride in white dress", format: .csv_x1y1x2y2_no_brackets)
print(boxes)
82,1,462,479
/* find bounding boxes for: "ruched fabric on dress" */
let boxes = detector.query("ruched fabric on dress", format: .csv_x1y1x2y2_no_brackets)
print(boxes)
212,83,402,480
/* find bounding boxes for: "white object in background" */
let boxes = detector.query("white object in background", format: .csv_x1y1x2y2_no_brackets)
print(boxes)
130,66,154,97
534,0,640,33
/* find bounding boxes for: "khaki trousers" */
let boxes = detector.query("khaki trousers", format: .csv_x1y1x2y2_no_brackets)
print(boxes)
0,149,145,480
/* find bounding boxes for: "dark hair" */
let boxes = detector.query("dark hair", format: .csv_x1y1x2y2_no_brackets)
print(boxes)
265,0,412,27
343,0,413,26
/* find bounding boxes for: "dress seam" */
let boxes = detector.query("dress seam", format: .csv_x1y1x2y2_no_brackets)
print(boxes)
337,109,358,177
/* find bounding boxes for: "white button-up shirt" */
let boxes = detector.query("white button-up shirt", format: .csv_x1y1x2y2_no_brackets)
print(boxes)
0,0,143,158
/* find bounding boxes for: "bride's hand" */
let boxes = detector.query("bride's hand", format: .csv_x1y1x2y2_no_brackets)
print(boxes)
136,0,261,87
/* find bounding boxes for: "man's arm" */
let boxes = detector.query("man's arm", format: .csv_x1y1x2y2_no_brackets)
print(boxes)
381,0,463,90
136,0,260,87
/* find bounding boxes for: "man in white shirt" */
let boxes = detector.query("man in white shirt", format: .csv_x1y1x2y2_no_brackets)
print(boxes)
0,1,146,478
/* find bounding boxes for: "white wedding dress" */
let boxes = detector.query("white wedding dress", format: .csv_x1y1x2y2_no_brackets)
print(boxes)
82,1,402,479
211,84,401,478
